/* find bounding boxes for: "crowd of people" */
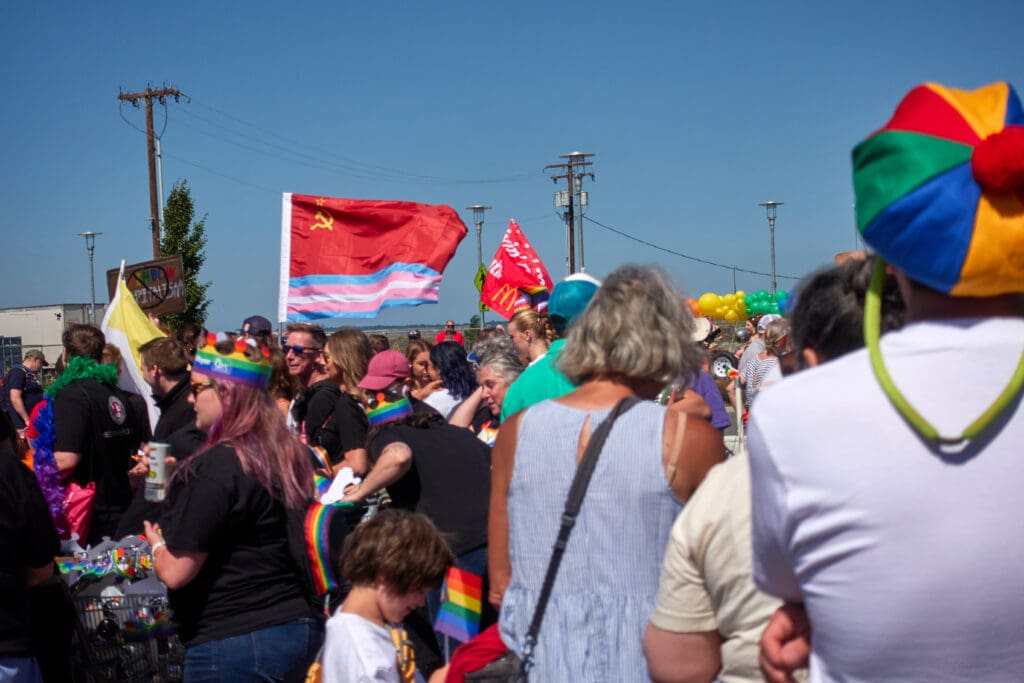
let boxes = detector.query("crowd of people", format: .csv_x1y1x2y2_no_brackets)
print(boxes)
3,80,1023,682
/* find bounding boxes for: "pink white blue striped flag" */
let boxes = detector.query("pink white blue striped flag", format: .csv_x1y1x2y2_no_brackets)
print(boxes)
279,194,468,321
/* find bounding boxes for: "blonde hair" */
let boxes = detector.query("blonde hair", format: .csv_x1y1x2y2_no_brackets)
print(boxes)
559,264,702,385
763,318,790,356
326,328,373,401
509,307,554,345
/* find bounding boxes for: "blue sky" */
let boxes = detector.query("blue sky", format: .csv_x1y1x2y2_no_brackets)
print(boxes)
2,1,1021,331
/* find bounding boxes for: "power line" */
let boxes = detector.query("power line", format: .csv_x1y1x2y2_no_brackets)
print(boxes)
584,215,802,282
180,99,538,186
163,153,281,194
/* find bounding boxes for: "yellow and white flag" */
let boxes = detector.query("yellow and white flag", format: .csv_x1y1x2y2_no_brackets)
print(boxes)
101,264,166,432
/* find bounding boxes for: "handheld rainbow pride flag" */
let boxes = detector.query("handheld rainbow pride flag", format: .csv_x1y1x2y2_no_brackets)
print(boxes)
433,567,483,643
366,394,413,427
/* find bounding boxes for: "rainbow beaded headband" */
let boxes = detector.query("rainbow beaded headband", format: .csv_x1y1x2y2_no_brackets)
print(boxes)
193,333,272,388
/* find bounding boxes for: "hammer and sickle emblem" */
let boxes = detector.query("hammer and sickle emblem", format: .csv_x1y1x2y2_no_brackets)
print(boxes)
310,209,335,231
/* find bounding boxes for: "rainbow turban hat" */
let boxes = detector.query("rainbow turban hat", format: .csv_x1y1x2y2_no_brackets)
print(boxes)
193,333,272,388
853,82,1024,296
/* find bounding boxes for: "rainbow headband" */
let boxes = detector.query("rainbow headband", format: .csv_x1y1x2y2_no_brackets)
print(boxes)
193,333,272,388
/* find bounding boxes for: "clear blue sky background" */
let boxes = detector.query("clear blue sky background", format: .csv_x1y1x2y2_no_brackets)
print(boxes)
2,1,1021,331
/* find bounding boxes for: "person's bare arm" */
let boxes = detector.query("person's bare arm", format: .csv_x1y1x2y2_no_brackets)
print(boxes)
663,411,725,503
643,625,722,683
9,388,29,426
449,386,485,429
668,388,712,420
144,520,208,590
487,411,521,609
53,450,82,474
341,442,412,503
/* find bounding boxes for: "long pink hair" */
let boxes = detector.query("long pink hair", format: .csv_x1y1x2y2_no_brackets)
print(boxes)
177,366,314,510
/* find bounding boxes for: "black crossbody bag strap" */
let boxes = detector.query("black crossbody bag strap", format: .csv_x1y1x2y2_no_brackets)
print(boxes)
521,396,641,667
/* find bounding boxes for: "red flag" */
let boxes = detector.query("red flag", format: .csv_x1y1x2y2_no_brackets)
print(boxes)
480,220,552,320
279,194,467,320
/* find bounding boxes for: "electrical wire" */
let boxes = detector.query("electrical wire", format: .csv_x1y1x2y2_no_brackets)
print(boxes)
183,99,537,185
584,215,801,282
163,153,281,194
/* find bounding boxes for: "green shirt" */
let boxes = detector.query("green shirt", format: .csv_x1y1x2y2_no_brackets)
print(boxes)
500,339,577,421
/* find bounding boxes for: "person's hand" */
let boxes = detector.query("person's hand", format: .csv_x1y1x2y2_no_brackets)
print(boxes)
143,520,165,552
760,602,811,683
340,482,365,504
129,447,151,481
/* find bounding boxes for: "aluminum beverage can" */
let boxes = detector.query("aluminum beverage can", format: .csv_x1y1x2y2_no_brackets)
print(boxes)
145,442,170,502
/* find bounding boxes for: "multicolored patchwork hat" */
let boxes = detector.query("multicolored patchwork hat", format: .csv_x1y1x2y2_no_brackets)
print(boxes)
853,82,1024,296
193,333,272,388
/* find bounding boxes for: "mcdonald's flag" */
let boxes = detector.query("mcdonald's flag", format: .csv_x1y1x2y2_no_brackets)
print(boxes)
279,194,468,321
480,220,552,320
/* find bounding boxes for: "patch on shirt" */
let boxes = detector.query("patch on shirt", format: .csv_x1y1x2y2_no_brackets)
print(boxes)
108,395,127,425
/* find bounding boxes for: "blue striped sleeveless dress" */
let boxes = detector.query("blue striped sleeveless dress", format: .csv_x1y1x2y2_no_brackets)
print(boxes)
498,399,683,682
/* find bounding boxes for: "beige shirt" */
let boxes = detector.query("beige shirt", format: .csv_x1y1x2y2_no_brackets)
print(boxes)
651,453,783,683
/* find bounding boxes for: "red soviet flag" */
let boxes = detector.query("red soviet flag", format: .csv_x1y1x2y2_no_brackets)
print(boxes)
480,220,552,320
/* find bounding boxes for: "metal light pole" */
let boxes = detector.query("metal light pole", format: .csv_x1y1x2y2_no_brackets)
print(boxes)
78,231,103,324
758,201,783,294
466,205,491,332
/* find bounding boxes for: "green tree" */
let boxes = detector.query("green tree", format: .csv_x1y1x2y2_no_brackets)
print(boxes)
160,179,211,330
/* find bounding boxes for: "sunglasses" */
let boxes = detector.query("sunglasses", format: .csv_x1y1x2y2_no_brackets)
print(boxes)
190,379,215,397
283,344,321,356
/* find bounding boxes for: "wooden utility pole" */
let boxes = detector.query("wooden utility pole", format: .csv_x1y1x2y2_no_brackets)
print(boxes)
546,152,595,274
118,85,185,257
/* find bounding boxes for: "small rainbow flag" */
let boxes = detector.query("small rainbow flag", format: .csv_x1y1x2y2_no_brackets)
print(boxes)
433,567,483,643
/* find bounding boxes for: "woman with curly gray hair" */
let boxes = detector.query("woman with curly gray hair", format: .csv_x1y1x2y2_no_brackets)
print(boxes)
449,337,525,445
487,263,724,682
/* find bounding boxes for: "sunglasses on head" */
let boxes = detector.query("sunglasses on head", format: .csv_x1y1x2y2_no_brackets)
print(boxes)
283,344,321,356
190,379,215,397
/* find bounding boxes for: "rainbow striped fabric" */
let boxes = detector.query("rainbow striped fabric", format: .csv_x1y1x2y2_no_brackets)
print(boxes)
853,82,1024,296
304,502,343,596
279,194,467,321
366,395,412,427
433,567,483,643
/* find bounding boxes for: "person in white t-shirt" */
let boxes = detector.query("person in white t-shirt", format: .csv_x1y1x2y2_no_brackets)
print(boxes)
323,509,453,683
751,81,1024,683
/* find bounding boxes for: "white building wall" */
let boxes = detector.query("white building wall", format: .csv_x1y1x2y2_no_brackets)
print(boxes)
0,303,107,369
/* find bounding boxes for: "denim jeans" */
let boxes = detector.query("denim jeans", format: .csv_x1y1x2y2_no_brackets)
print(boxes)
183,616,323,683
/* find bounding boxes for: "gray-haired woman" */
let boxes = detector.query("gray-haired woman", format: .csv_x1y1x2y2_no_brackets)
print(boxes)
449,337,525,446
488,263,724,682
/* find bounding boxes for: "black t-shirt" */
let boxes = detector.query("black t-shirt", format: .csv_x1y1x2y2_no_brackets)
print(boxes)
52,378,145,543
369,420,491,556
153,378,195,441
3,365,43,428
112,377,199,539
298,381,342,455
329,393,369,466
0,449,60,658
159,443,314,646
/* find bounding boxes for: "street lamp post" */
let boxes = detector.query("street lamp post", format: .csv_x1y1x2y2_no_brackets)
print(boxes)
758,201,783,295
466,205,491,332
78,231,103,324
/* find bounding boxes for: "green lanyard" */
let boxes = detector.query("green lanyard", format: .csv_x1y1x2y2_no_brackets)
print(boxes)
864,257,1024,445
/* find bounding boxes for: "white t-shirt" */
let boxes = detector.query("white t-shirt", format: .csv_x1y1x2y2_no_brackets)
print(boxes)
750,317,1024,682
423,388,460,419
322,612,424,683
650,453,783,683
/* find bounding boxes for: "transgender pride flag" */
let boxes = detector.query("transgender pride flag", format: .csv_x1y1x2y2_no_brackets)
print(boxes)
279,194,468,321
